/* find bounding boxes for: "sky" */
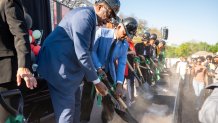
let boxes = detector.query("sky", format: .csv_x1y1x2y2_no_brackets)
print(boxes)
119,0,218,45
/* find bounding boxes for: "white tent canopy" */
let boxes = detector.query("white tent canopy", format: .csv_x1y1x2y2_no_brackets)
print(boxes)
191,51,214,58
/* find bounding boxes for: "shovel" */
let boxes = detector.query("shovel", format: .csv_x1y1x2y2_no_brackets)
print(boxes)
0,89,23,116
135,62,153,91
101,75,138,123
127,60,154,99
0,89,25,123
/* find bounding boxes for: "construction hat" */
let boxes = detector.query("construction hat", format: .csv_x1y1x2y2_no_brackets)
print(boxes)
95,0,120,19
150,33,157,40
122,17,138,39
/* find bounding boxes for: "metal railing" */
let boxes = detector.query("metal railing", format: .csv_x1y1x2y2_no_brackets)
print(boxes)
172,77,182,123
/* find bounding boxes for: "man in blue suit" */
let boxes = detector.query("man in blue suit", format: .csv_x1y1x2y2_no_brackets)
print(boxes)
80,17,138,123
37,0,121,122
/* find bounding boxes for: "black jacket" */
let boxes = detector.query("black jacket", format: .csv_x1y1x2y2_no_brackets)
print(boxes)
135,42,151,58
0,0,31,83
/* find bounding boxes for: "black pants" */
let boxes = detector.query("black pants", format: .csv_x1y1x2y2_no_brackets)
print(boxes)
80,73,115,123
126,69,135,101
80,81,95,122
141,63,152,85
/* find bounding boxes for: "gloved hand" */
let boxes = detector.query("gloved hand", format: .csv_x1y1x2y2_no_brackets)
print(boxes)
115,83,123,98
97,68,107,78
139,55,145,62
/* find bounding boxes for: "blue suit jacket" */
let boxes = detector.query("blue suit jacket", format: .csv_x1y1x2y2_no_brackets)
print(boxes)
37,7,98,94
92,28,128,84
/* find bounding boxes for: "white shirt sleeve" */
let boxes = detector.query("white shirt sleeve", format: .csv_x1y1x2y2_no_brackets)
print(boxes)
93,78,101,84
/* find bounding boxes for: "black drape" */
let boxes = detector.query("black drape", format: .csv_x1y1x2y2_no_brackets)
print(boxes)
21,0,52,42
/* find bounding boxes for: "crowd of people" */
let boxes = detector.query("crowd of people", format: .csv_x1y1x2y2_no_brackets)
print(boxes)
175,55,218,123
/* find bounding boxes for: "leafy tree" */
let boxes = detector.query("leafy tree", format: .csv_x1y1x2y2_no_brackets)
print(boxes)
137,19,147,35
208,42,218,53
148,28,162,39
165,46,177,58
165,41,218,58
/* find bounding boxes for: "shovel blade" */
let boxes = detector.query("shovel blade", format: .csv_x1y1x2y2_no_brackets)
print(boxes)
114,108,138,123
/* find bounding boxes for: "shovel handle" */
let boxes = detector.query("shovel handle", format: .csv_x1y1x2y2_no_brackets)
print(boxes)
117,97,128,109
126,60,143,86
0,89,23,116
139,65,149,70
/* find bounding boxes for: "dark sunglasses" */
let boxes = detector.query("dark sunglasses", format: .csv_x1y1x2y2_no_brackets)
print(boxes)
103,6,113,19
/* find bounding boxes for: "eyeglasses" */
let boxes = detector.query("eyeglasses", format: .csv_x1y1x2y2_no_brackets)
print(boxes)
103,6,113,19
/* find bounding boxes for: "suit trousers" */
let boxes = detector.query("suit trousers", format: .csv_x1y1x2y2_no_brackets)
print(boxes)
48,83,81,123
80,74,115,123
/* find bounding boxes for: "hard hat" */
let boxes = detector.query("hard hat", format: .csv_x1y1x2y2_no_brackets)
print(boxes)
95,0,120,19
122,17,138,39
150,33,157,40
142,32,150,41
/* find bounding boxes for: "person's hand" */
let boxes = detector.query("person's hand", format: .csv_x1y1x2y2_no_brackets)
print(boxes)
16,68,37,89
139,55,145,61
115,83,123,98
95,82,108,96
97,68,107,78
128,51,136,56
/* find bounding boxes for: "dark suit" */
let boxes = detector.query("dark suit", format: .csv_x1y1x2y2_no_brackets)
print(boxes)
37,7,98,123
0,0,31,84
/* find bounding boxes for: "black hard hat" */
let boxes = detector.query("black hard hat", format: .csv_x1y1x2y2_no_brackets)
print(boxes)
154,39,159,46
111,16,121,25
150,33,157,40
160,40,166,46
122,17,138,39
95,0,120,19
142,32,150,41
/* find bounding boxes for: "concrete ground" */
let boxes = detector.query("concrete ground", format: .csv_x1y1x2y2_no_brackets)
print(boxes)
41,77,176,123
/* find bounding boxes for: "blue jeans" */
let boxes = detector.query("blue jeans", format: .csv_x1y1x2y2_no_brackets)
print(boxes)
192,80,205,109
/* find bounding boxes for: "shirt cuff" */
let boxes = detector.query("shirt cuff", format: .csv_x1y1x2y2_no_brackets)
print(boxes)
97,66,102,70
93,78,101,84
117,81,123,84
